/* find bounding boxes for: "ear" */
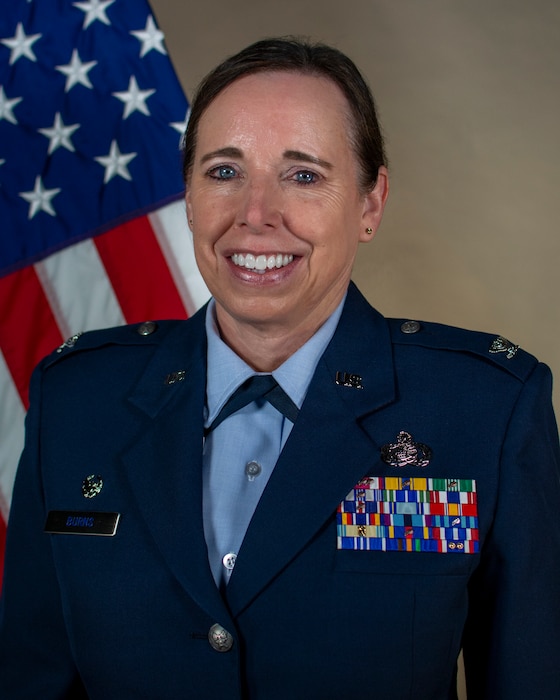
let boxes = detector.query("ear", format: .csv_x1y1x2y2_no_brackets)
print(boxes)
359,166,389,242
185,188,193,228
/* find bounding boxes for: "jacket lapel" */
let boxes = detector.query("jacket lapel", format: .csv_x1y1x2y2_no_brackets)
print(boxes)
226,285,397,616
120,308,226,621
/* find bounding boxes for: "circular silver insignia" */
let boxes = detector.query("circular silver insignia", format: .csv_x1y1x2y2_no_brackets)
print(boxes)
82,474,104,498
137,321,157,336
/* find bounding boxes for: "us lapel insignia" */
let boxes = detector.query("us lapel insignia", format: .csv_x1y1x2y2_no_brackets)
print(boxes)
165,370,186,385
489,336,519,359
381,430,432,468
335,371,363,389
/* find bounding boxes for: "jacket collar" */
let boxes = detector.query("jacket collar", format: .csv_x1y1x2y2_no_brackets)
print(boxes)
122,306,230,622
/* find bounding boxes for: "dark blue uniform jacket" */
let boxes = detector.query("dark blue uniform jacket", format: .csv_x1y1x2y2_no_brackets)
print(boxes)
1,283,559,699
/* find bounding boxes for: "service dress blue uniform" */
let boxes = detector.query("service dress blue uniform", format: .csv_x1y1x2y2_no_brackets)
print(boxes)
1,283,559,699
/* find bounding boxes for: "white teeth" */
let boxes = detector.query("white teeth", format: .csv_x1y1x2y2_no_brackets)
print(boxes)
255,255,267,271
231,253,294,271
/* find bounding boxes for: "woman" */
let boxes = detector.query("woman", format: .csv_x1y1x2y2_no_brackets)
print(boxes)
1,38,559,699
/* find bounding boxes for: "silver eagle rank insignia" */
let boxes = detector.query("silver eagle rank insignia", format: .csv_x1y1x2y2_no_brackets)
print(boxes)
489,336,519,360
56,332,83,354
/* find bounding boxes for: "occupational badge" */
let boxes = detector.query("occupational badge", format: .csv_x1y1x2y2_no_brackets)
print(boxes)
381,430,432,468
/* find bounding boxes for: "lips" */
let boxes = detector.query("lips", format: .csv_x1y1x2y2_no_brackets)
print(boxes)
231,253,294,273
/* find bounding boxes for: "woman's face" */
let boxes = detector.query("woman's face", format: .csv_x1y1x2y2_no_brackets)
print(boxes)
186,71,387,343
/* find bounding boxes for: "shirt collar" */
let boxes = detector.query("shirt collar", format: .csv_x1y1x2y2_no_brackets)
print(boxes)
204,294,346,427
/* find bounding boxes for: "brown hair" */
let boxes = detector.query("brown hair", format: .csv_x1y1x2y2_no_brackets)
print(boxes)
182,37,387,192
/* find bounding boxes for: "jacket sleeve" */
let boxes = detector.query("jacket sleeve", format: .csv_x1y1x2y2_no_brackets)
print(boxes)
463,361,560,698
0,362,87,699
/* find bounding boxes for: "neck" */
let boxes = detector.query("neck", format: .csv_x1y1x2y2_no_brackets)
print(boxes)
214,310,330,372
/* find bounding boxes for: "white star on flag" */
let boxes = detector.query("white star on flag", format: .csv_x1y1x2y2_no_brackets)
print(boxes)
112,76,155,119
95,139,137,183
0,22,42,65
73,0,116,29
56,49,98,92
19,176,61,219
0,86,22,124
130,15,166,57
170,108,191,136
38,112,80,154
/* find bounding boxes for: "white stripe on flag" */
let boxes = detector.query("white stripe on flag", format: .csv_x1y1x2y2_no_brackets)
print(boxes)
0,350,25,522
149,201,211,316
34,238,126,337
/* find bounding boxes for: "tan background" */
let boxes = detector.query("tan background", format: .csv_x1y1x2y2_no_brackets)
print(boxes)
150,2,560,695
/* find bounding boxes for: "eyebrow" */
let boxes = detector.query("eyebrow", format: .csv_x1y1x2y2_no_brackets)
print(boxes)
283,150,333,170
199,147,243,164
199,146,333,170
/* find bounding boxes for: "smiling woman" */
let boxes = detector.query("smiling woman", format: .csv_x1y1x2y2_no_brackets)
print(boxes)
0,36,559,700
185,70,388,369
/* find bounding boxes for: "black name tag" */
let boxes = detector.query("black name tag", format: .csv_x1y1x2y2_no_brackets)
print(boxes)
45,511,120,536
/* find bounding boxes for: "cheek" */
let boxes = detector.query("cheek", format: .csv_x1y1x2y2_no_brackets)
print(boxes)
190,198,232,248
290,188,362,230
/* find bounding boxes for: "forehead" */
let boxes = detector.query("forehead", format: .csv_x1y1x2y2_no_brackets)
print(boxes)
196,71,354,148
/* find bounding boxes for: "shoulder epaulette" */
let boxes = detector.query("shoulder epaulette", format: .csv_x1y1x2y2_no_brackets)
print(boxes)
43,319,182,370
388,318,538,383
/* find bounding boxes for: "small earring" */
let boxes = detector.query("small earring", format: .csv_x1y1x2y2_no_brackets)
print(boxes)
189,219,193,225
365,227,373,235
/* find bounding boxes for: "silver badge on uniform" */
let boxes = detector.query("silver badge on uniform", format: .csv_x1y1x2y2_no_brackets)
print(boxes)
381,430,432,468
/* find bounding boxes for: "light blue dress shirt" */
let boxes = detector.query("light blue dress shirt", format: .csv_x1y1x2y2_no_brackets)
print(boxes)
203,297,345,588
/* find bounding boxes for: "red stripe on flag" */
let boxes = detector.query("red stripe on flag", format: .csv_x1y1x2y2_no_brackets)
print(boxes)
94,216,188,324
0,268,64,407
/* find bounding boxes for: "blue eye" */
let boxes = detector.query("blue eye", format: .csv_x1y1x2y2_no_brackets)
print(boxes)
210,165,237,180
294,170,316,184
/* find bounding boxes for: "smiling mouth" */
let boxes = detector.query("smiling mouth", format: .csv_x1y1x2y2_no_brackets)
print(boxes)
231,253,294,274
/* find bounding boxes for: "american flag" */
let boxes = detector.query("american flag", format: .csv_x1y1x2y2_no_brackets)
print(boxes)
0,0,209,579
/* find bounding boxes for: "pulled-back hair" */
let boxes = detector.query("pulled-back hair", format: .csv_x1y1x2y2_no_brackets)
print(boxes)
182,37,387,192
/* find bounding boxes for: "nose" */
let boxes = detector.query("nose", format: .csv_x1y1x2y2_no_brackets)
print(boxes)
235,176,282,232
